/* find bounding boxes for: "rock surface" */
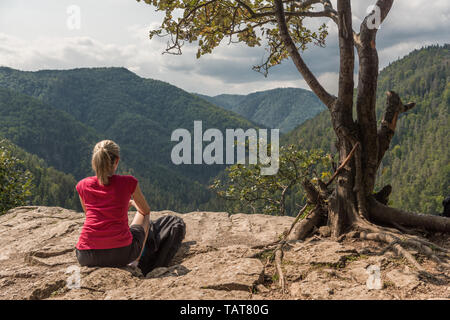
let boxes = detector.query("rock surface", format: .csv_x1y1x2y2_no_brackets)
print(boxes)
0,206,448,300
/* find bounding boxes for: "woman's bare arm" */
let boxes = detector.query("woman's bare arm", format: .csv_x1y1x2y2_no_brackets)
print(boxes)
129,183,151,265
131,183,150,215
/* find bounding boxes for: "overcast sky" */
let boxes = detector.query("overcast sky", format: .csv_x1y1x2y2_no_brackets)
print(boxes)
0,0,449,96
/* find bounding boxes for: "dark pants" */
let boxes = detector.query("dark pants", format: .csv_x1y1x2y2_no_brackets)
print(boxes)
138,215,186,276
76,224,146,268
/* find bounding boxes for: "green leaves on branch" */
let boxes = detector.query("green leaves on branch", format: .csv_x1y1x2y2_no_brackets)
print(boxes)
138,0,329,75
211,145,331,216
0,140,33,215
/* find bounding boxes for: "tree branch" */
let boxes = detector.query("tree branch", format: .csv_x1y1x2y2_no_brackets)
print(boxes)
237,0,338,25
241,0,339,24
360,0,394,38
336,0,355,110
377,91,416,166
235,0,261,18
326,142,359,187
327,1,357,175
355,0,394,194
284,10,337,21
273,0,336,108
289,0,338,23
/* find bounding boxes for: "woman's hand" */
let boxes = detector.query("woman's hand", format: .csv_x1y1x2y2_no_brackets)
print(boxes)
128,199,136,210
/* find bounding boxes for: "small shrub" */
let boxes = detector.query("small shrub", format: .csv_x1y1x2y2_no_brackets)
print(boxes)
0,140,33,214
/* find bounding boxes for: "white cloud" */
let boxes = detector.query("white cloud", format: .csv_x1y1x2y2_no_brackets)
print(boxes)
0,0,448,96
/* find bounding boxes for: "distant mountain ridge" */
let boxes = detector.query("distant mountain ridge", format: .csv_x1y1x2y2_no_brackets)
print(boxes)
194,87,326,133
0,67,259,212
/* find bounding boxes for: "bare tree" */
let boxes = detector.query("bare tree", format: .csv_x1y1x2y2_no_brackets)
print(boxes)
138,0,450,269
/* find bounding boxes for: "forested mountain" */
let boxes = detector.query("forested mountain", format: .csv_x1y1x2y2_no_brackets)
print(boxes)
194,87,325,133
0,45,447,215
0,87,99,178
283,44,449,214
0,67,258,212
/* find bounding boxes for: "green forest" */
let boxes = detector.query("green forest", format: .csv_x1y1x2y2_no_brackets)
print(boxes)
0,44,448,215
0,67,258,212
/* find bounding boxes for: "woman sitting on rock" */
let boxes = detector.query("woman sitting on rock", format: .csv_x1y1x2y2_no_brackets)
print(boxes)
75,140,185,276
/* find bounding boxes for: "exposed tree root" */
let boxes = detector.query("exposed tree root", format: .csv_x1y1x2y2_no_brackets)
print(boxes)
390,221,420,236
254,203,326,292
267,204,311,292
291,207,324,240
285,204,309,239
274,249,286,293
368,198,450,233
354,230,424,271
348,219,450,272
255,184,449,293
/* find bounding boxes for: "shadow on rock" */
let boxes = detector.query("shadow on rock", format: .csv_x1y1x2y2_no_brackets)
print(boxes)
145,264,191,279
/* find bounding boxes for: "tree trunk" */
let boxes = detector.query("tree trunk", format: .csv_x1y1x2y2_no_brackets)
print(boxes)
272,0,450,240
327,140,354,234
269,0,450,272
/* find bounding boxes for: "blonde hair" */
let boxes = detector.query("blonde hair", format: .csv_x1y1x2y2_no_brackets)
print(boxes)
92,140,120,186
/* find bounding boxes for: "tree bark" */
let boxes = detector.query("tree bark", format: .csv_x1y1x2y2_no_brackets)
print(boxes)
377,91,416,168
327,190,347,238
292,207,324,240
355,0,394,195
325,1,361,235
368,197,450,232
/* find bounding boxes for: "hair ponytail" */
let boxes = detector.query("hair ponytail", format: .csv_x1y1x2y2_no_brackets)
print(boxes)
91,140,120,185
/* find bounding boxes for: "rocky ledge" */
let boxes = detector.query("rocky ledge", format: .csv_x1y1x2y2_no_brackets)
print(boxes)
0,206,448,300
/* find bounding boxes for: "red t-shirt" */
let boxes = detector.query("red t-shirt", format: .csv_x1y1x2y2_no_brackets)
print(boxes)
75,174,138,250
